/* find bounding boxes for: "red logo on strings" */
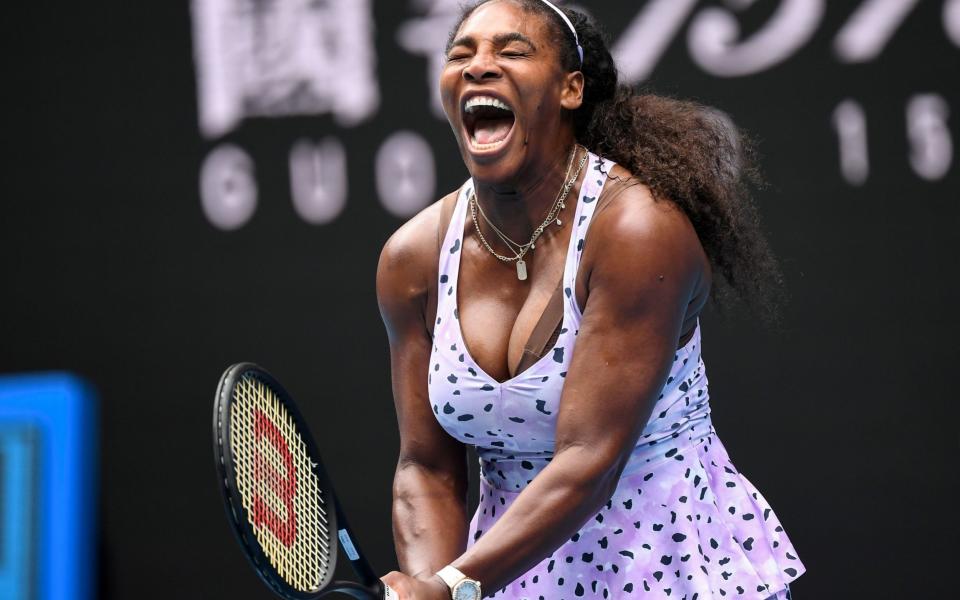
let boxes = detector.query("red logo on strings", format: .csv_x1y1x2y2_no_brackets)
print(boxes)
251,408,297,547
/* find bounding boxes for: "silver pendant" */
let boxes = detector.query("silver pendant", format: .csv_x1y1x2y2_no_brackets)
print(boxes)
556,218,562,226
516,259,528,281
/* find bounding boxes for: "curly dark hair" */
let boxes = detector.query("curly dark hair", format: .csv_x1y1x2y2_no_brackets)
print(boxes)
448,0,787,325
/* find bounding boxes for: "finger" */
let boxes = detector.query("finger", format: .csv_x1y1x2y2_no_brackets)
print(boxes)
381,571,404,585
382,581,399,600
381,573,407,600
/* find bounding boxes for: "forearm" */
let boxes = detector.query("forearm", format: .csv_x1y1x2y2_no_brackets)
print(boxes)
450,446,622,592
393,462,469,579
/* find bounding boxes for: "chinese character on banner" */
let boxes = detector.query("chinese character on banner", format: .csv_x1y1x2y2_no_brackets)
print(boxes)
191,0,379,138
397,0,463,119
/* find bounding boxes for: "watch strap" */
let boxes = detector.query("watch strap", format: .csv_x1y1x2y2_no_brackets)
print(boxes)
436,565,482,599
436,565,468,589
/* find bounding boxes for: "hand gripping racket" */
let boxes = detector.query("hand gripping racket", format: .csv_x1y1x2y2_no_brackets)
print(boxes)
213,362,395,599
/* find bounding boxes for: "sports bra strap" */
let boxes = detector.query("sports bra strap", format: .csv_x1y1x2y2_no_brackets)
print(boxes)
514,280,565,374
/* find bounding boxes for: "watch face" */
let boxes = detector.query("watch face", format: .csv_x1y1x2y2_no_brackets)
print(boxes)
452,580,481,600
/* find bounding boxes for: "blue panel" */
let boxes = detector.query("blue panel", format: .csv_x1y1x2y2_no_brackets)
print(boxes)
0,373,98,600
0,425,39,600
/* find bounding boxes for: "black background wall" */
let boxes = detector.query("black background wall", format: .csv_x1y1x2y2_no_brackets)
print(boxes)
2,1,958,598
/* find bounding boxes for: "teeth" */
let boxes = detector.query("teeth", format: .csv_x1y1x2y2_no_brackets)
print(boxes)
470,138,507,151
464,96,512,114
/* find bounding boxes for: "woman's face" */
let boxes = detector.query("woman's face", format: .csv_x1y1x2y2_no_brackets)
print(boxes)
440,0,583,186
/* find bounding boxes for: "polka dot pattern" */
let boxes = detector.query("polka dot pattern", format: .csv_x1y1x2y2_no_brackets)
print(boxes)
428,152,804,598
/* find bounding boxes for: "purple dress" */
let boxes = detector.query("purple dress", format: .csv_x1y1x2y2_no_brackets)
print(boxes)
427,152,804,599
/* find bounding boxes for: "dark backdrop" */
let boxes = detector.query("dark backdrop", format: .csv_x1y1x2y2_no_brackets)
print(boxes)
2,1,958,598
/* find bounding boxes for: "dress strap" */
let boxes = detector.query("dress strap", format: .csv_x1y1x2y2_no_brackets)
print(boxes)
435,182,472,324
563,153,615,322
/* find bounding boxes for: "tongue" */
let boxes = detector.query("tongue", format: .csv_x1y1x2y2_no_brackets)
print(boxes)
473,117,513,145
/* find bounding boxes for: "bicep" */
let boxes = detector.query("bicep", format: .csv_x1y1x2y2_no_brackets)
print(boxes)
555,200,700,466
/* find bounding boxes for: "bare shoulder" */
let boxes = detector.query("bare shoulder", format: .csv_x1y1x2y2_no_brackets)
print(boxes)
376,189,459,321
583,167,707,296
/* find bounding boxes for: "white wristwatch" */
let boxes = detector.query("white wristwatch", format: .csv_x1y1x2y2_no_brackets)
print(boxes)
436,565,482,600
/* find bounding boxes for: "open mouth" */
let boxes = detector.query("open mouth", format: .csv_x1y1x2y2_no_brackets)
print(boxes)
463,95,516,153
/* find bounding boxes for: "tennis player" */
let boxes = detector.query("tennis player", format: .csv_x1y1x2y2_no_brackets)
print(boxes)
376,1,804,598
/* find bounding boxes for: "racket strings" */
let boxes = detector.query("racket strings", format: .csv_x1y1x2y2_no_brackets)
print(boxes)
230,375,332,592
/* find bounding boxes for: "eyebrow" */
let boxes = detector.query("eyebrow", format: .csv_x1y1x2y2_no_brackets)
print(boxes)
447,32,538,53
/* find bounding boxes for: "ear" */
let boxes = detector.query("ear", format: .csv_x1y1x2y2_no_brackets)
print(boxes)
560,71,584,111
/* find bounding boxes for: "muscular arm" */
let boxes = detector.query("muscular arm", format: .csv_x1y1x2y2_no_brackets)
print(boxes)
377,201,470,580
447,188,707,592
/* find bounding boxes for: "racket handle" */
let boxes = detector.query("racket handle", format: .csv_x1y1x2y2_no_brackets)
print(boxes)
382,582,397,599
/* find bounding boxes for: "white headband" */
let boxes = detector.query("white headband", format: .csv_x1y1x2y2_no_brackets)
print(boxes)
538,0,583,66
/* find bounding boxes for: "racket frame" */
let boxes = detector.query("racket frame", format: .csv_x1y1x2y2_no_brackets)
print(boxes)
213,362,383,600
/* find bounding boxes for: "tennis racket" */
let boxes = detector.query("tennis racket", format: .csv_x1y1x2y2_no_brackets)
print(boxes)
213,362,395,599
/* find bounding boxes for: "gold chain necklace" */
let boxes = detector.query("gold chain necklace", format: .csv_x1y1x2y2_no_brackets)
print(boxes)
475,145,577,254
469,145,587,281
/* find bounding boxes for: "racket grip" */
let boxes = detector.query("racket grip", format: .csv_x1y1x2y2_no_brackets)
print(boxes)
382,582,397,599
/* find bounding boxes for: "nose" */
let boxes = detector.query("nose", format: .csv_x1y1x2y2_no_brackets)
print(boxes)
462,49,502,82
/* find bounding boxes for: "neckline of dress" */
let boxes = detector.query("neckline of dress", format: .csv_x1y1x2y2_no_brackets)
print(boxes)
448,152,600,388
